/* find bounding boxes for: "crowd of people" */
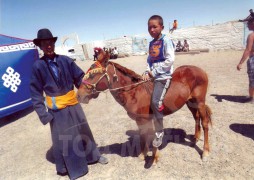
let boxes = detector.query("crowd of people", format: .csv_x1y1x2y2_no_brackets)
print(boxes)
175,39,189,52
94,46,118,61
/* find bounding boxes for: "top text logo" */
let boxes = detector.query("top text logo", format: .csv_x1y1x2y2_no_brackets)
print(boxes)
0,42,36,53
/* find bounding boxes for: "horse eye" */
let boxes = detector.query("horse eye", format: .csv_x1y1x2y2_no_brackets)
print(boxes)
90,73,95,79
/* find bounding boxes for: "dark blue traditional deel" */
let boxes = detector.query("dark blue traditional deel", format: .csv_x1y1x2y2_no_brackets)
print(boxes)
0,34,39,118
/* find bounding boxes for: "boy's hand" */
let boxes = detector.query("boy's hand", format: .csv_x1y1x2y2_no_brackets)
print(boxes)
142,74,149,81
142,71,152,81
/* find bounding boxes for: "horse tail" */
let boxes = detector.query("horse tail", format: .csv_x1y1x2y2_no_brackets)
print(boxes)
205,105,212,127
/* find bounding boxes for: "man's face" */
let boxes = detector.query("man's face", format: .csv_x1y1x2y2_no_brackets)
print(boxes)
148,19,164,39
40,39,55,58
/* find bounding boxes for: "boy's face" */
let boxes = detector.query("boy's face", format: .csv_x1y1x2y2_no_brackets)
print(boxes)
148,19,164,39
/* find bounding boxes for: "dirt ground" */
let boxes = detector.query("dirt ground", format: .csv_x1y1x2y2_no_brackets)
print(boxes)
0,50,254,180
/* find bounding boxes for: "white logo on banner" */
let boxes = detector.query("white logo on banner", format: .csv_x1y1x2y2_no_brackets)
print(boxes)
2,67,21,92
0,42,36,53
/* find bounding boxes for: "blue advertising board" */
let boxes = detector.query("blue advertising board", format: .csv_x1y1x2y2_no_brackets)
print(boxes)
0,34,38,118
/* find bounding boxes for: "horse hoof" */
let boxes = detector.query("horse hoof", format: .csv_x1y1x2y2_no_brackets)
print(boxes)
202,151,209,161
202,156,208,162
138,154,145,161
152,158,159,165
151,159,158,166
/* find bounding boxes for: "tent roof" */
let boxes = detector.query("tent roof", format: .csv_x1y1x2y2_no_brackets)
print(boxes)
0,34,32,46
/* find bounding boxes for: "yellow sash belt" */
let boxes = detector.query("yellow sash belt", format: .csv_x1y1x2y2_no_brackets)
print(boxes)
45,90,78,110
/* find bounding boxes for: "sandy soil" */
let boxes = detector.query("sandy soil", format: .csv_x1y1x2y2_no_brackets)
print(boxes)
0,50,254,180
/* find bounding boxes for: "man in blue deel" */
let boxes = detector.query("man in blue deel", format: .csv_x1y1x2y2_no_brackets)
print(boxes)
30,28,108,180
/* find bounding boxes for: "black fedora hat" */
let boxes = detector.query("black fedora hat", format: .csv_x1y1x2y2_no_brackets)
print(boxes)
33,28,57,46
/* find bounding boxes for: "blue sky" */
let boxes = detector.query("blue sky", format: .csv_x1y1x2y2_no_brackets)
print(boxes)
0,0,253,45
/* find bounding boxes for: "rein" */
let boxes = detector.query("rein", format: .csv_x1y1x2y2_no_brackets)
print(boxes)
82,62,151,94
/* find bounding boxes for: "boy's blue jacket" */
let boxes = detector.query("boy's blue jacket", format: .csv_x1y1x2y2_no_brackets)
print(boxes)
146,34,175,80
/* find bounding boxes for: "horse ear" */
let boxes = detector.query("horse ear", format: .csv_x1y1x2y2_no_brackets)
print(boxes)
105,50,110,61
97,49,109,67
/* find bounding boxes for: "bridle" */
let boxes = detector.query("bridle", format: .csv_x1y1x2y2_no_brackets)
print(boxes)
81,62,150,94
82,62,118,94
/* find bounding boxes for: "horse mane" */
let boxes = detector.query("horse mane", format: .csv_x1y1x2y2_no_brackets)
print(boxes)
110,62,153,94
111,62,142,82
83,68,105,80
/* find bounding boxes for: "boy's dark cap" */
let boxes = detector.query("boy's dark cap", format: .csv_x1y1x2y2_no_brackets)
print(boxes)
33,28,57,46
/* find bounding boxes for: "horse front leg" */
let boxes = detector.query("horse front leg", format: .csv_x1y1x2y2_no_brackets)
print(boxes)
137,118,160,165
135,118,153,161
138,132,148,161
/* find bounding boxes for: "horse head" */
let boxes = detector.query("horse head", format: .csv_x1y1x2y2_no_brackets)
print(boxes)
95,47,110,63
77,48,110,104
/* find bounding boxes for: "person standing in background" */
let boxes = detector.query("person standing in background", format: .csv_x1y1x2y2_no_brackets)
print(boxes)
169,19,178,33
237,17,254,104
182,39,190,52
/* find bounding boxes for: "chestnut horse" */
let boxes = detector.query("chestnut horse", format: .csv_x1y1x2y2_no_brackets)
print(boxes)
77,49,212,164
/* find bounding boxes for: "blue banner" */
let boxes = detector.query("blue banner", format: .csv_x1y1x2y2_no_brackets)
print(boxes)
0,35,38,118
